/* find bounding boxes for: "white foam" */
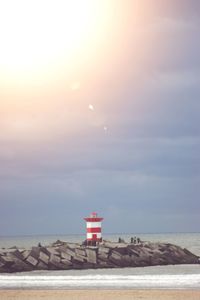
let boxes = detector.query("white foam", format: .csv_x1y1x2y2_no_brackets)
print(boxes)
0,274,200,289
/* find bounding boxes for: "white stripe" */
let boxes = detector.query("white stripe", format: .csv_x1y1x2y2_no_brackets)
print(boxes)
87,233,102,239
86,222,102,228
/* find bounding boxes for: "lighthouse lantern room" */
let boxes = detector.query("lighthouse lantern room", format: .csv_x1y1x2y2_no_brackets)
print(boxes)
84,212,104,246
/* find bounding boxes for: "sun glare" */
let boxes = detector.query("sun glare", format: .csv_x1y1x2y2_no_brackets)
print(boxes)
0,0,108,83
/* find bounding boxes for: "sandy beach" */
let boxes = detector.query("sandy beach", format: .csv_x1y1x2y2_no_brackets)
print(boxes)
0,290,200,300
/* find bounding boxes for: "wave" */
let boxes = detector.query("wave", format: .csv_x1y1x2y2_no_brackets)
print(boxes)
0,274,200,289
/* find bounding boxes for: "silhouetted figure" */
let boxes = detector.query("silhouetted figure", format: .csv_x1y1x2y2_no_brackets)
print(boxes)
137,237,141,244
118,237,122,243
38,242,42,247
131,237,134,243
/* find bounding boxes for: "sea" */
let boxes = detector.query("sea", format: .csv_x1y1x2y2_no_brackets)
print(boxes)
0,233,200,290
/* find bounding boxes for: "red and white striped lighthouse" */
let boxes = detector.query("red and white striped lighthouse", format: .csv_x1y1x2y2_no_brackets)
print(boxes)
84,212,104,245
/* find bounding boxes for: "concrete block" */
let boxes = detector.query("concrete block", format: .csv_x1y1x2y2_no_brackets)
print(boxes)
49,254,66,269
37,261,49,270
65,247,75,257
0,261,5,268
10,258,32,272
73,254,85,263
75,248,86,257
98,246,110,254
39,251,49,265
30,247,40,259
11,249,24,260
86,248,97,264
61,252,71,261
49,254,60,264
21,250,31,260
98,252,109,261
26,255,38,266
61,258,72,266
46,247,60,256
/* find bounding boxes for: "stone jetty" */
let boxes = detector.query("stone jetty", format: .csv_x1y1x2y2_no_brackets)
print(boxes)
0,240,199,273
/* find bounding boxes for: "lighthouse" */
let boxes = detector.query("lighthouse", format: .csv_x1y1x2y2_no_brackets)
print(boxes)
84,212,104,246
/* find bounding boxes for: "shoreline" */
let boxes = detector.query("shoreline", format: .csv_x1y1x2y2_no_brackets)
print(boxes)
0,289,200,300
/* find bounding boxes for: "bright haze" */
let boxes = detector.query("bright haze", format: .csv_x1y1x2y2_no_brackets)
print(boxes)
0,0,199,236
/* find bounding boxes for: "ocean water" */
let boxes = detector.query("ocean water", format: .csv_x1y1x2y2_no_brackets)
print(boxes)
0,233,200,289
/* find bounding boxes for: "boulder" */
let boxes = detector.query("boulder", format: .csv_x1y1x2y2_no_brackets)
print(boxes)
37,261,49,270
21,250,31,260
26,255,38,267
0,240,199,273
30,247,40,259
75,248,86,257
73,254,85,264
46,247,60,256
49,254,60,266
60,252,71,261
98,251,109,261
65,247,75,257
61,258,72,267
39,251,49,265
86,248,97,264
98,246,110,254
11,249,24,260
109,251,123,267
10,258,32,272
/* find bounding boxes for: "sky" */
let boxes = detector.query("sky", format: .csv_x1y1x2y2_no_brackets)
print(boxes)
0,0,199,236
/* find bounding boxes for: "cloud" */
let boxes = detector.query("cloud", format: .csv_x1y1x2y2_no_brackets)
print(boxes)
0,0,200,235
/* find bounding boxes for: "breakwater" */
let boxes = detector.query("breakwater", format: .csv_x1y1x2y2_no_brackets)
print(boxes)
0,240,199,273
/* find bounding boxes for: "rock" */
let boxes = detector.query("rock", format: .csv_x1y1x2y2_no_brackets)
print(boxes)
26,255,38,267
21,250,31,260
11,249,24,260
128,248,140,257
73,254,85,264
98,251,109,261
30,247,40,259
75,248,86,257
10,258,31,272
46,247,60,256
0,261,5,268
66,243,80,249
60,252,71,261
37,261,49,270
49,254,60,266
0,254,15,269
114,247,128,256
98,246,110,261
109,251,123,266
39,251,49,265
57,245,68,253
0,240,198,273
86,248,97,264
61,258,72,267
48,254,67,269
65,247,75,257
98,246,110,254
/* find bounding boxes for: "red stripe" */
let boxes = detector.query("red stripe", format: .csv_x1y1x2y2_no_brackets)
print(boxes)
84,218,103,222
87,227,101,233
87,238,102,241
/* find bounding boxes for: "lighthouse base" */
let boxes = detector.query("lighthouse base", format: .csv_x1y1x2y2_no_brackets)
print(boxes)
83,238,102,247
